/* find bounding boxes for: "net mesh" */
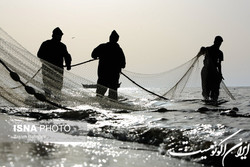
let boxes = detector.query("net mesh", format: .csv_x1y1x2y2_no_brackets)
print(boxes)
0,27,234,110
0,27,141,110
121,56,202,100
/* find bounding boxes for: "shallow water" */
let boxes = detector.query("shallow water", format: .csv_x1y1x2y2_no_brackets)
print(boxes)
1,87,250,167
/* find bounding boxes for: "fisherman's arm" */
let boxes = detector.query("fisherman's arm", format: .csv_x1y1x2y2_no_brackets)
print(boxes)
197,47,206,57
65,54,72,70
37,42,46,59
120,49,126,69
217,61,224,80
63,45,72,70
91,44,105,60
91,48,99,60
218,51,224,79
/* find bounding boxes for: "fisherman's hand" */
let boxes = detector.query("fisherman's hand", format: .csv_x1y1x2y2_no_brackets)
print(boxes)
200,47,206,52
197,47,206,57
220,73,224,80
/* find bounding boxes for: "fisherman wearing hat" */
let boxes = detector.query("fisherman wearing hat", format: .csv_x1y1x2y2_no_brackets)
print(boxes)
91,30,126,100
37,27,72,97
197,36,224,102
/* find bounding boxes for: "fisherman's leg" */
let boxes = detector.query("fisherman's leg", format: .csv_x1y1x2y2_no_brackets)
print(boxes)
201,68,209,100
96,84,107,98
108,73,120,100
43,80,51,98
57,68,64,91
211,75,222,101
108,88,118,100
210,86,219,102
96,77,108,97
202,89,209,101
211,92,218,102
42,66,51,98
54,68,64,100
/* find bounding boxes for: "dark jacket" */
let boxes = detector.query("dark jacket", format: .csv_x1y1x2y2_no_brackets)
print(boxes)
202,45,223,71
92,42,125,73
37,39,71,69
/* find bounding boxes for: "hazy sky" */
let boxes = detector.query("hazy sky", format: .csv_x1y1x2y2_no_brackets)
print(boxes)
1,0,250,86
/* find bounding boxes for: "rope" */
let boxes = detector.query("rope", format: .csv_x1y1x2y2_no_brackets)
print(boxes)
68,58,169,100
61,57,235,102
161,55,199,97
120,72,169,100
64,59,96,68
12,67,41,89
0,58,72,110
221,80,235,100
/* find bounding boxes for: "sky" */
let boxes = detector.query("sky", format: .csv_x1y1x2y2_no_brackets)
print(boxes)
0,0,250,86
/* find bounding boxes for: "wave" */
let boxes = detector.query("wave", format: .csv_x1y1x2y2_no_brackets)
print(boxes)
1,106,250,166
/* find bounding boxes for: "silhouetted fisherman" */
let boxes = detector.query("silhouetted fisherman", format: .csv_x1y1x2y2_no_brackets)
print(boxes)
37,27,72,97
197,36,224,102
91,30,126,100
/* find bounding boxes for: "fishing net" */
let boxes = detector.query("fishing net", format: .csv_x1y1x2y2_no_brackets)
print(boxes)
0,27,234,111
120,57,234,101
0,27,142,110
121,56,202,100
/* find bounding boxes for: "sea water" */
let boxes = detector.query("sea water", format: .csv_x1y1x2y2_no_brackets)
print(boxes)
0,87,250,167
